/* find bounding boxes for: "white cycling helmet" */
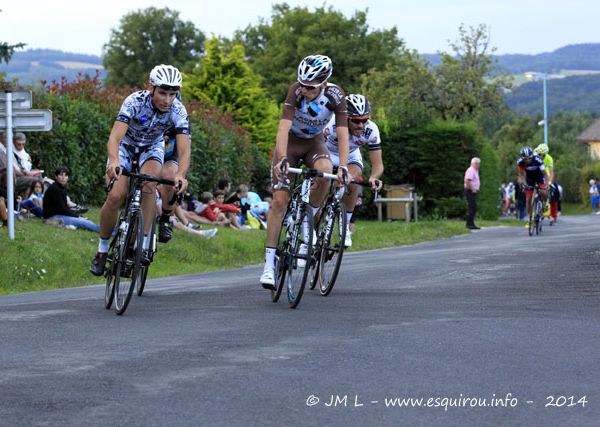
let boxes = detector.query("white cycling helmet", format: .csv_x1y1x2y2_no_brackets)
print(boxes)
346,94,371,118
149,64,182,89
297,55,333,84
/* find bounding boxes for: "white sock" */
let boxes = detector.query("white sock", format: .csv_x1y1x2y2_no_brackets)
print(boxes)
98,238,110,253
346,211,353,226
265,247,276,270
311,205,319,216
143,234,150,250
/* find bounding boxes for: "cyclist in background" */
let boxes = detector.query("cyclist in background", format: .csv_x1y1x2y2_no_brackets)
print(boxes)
259,54,350,289
517,146,550,226
533,143,555,224
323,94,384,247
90,64,190,276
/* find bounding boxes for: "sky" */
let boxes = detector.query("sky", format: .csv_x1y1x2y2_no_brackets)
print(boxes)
1,0,599,57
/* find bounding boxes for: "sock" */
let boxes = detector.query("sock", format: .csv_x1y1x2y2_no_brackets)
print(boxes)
346,211,353,227
160,209,172,223
265,247,277,270
143,234,150,250
311,205,319,216
98,238,110,254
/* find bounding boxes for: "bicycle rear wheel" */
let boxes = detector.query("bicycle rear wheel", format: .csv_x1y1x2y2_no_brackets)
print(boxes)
318,202,346,296
114,212,144,315
285,203,313,308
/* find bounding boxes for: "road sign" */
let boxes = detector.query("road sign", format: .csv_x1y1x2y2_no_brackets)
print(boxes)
0,109,53,131
0,91,32,110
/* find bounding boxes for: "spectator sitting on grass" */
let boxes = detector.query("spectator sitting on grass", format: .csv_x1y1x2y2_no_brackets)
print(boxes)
19,180,45,218
42,167,99,232
213,190,243,229
197,191,233,227
157,188,217,239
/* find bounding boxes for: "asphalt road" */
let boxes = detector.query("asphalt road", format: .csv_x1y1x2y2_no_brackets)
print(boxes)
1,215,600,426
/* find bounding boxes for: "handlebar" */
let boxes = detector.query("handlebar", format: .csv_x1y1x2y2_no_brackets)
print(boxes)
105,167,181,199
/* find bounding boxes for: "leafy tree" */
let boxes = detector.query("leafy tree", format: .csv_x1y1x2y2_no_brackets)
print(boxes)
360,50,438,131
103,7,205,87
434,24,511,130
0,10,26,64
236,3,403,99
478,142,501,220
182,36,279,155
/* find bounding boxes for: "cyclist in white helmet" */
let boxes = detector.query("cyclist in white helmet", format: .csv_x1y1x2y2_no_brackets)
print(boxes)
259,54,350,289
323,93,384,247
90,64,191,276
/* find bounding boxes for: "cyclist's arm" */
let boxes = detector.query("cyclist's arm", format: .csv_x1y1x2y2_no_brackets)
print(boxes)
275,118,292,166
517,167,525,185
106,121,128,178
173,133,190,193
367,149,384,187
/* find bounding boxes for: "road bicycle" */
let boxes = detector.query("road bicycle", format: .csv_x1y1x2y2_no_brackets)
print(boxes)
270,166,339,308
528,184,544,236
104,164,177,315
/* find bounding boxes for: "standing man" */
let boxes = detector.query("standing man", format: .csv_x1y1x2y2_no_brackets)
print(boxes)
464,157,481,230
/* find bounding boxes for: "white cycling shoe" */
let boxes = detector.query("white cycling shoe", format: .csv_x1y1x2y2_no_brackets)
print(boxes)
344,228,353,247
260,267,275,290
297,243,308,268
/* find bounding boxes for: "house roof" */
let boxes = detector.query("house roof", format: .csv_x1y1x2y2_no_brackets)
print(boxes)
577,118,600,143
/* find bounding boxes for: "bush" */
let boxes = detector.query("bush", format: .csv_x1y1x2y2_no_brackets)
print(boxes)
382,120,482,217
478,142,502,220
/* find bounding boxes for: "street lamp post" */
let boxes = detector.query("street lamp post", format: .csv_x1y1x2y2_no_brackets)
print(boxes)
524,71,549,147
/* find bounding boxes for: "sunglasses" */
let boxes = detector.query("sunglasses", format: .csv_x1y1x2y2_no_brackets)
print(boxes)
299,81,321,90
349,118,368,124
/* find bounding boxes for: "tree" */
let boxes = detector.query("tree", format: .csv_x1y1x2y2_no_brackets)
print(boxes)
434,24,511,130
182,37,279,156
236,3,403,99
0,10,26,64
102,7,205,87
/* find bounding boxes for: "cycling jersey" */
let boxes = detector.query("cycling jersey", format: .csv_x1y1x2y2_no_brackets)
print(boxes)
116,90,189,148
323,117,382,154
517,156,546,187
282,83,347,139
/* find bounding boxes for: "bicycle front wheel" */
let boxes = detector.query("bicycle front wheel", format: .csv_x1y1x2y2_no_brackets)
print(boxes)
285,203,313,308
114,212,144,315
137,215,157,297
104,238,119,309
318,202,346,296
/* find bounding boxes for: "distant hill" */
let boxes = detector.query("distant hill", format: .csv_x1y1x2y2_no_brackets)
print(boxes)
0,49,105,86
422,43,600,74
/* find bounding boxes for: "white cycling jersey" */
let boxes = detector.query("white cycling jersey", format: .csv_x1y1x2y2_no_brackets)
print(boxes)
116,90,189,147
323,117,382,154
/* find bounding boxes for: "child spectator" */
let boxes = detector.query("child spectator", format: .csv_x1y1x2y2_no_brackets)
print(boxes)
213,190,243,229
198,191,232,227
19,180,44,218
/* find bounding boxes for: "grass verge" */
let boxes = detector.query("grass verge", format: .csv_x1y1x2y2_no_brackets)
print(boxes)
0,209,518,295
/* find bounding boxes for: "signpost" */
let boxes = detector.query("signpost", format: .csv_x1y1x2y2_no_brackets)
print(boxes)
1,90,53,240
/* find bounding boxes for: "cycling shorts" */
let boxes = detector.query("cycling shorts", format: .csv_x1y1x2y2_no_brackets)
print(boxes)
329,148,363,170
271,132,331,191
109,142,164,173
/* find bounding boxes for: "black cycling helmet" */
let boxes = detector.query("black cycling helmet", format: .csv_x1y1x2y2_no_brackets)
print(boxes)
520,146,534,158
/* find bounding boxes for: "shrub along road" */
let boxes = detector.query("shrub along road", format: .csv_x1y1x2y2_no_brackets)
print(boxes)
1,216,599,426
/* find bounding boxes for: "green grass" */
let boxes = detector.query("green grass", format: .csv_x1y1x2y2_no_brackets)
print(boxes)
560,202,592,216
0,209,519,295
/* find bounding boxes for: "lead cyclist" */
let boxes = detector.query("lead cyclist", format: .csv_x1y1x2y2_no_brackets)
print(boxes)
90,64,190,276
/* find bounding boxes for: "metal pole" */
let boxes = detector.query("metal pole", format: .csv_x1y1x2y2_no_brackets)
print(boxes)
543,75,548,146
5,90,15,240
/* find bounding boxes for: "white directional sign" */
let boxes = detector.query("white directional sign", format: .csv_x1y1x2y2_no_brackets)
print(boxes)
0,91,32,110
0,109,53,131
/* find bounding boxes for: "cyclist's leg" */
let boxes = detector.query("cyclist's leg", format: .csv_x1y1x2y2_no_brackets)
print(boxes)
261,148,292,287
158,160,178,242
139,159,162,236
342,163,362,247
91,147,129,276
304,136,333,210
